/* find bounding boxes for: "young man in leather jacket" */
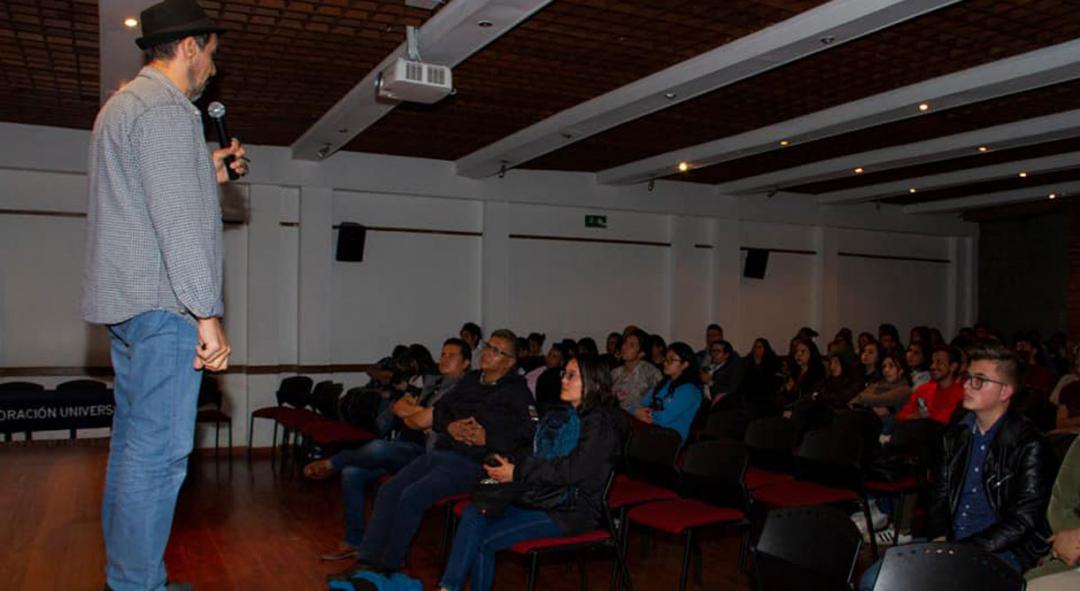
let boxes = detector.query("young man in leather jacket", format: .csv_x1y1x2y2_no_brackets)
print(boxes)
924,344,1053,571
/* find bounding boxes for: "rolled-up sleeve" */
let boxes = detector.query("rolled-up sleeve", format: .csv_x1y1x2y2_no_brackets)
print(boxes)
133,105,223,318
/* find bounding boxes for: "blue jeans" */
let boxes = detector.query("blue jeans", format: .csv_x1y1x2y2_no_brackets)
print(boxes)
330,439,425,547
103,310,201,591
439,505,563,591
357,450,482,570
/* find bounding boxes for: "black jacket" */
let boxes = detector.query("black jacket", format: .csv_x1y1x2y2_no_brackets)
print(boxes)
927,412,1053,571
516,405,624,535
432,370,536,463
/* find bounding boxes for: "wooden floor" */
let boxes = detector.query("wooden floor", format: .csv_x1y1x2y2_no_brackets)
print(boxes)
2,440,761,591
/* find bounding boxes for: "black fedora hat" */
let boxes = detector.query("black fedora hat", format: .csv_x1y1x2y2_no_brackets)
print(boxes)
135,0,225,50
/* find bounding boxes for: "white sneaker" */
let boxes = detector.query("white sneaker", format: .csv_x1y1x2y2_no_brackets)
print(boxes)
851,502,889,535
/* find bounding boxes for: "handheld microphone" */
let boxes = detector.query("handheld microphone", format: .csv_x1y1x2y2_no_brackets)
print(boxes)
207,101,239,180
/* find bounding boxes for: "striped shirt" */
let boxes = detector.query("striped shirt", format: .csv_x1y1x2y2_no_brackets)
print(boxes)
82,66,223,325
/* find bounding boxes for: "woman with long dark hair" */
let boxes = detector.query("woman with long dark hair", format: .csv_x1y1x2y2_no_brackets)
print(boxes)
779,337,826,406
860,339,884,387
741,338,782,418
849,349,911,433
634,341,703,444
436,356,624,591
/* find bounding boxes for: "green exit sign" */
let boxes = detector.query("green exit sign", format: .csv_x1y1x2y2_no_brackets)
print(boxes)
585,215,607,228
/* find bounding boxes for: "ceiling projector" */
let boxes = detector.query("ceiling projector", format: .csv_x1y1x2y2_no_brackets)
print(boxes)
377,57,453,104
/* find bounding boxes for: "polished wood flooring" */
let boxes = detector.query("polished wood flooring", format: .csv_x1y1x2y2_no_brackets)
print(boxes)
2,440,760,590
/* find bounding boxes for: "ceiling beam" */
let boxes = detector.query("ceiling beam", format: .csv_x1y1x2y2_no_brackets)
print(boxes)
712,109,1080,195
903,180,1080,214
291,0,554,162
599,39,1080,186
98,1,156,103
454,0,960,179
817,150,1080,204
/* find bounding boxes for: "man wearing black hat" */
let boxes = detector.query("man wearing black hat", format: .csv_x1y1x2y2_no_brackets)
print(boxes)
82,1,246,589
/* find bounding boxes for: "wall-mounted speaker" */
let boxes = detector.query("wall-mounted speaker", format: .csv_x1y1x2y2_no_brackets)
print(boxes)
336,222,367,262
743,248,769,279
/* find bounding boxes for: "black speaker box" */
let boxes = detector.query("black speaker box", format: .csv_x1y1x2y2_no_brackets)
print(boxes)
743,248,769,279
336,222,367,262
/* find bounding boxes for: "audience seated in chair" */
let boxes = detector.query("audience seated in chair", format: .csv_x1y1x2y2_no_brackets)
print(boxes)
820,351,862,409
695,323,724,367
436,356,624,591
701,339,742,414
1052,353,1080,432
779,337,826,407
849,350,912,435
1026,435,1080,590
600,331,623,369
895,346,964,426
906,341,932,391
740,338,782,419
611,328,662,413
303,338,471,562
859,339,884,388
527,343,568,416
859,344,1053,589
634,341,703,445
334,329,535,580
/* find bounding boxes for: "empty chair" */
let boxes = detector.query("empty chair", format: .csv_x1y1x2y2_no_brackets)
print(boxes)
753,506,862,591
195,375,232,458
247,376,317,463
701,409,748,441
872,542,1025,591
742,416,797,490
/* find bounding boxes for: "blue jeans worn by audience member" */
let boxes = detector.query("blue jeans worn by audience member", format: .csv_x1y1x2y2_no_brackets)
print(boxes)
102,310,201,591
439,505,563,591
357,450,483,570
330,439,425,547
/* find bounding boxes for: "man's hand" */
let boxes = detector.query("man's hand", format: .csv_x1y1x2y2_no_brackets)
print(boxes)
447,418,474,444
484,454,515,483
195,317,231,372
1050,528,1080,567
212,138,247,183
391,395,421,418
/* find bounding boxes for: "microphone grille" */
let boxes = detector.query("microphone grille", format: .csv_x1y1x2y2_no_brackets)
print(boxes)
207,101,226,118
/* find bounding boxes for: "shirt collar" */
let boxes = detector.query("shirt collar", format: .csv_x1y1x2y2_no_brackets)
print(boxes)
963,411,1005,439
138,66,199,113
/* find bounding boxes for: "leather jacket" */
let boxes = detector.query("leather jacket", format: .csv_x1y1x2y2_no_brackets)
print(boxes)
927,412,1053,571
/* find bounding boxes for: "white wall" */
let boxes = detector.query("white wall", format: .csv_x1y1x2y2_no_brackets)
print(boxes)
0,122,978,445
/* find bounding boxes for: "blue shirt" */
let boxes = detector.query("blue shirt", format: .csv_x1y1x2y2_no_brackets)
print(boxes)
952,413,1019,569
641,381,702,445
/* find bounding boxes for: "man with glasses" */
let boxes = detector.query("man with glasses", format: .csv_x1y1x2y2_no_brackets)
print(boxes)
335,329,535,580
860,344,1053,589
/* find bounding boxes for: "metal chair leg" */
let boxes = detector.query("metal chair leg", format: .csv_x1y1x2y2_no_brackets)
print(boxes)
578,554,589,591
247,415,255,460
527,553,540,591
862,498,879,560
679,530,693,591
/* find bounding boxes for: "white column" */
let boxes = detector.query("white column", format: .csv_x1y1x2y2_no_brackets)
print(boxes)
298,186,333,364
814,225,840,342
712,218,742,349
481,200,511,333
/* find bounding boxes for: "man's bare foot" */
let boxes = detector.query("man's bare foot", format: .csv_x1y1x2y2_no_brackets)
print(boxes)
303,458,336,480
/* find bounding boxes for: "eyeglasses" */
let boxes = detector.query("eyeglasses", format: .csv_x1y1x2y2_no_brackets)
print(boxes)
481,341,514,359
961,372,1007,390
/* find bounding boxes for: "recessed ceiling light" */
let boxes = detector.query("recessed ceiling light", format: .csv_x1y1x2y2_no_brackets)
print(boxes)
477,20,494,28
779,139,790,147
853,167,864,174
123,17,138,28
977,146,989,152
908,188,917,193
918,102,930,111
664,92,677,100
1018,171,1028,178
677,161,690,173
1049,193,1057,199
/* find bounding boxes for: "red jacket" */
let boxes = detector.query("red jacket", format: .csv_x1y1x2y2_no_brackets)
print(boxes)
896,380,964,424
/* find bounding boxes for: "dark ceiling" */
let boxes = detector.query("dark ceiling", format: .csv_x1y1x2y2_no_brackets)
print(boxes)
1,0,1079,215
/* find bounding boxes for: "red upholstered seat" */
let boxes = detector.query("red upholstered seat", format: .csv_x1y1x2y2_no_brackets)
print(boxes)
752,480,858,508
865,475,919,493
744,467,795,490
628,498,744,535
508,529,611,553
609,474,678,509
375,473,394,486
273,407,324,430
300,419,376,446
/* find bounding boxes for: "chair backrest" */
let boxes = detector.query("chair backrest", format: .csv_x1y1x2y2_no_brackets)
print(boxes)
873,542,1025,591
625,424,682,489
680,439,748,510
795,426,864,490
743,416,797,473
0,381,45,392
198,375,222,409
311,381,344,418
886,418,943,471
56,379,108,391
753,506,862,591
276,376,314,408
702,409,748,441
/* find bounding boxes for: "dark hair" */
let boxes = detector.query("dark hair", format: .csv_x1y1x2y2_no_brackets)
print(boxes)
575,355,616,414
909,325,931,347
748,337,776,365
461,322,482,340
931,345,961,367
527,332,546,346
906,341,929,371
648,334,667,354
707,323,723,333
861,340,883,375
407,344,437,375
791,337,825,384
606,331,623,345
443,337,471,362
710,339,735,357
878,323,903,349
577,337,600,359
624,329,649,356
143,33,211,64
967,344,1022,388
797,326,819,340
560,338,579,359
489,328,518,359
548,342,569,365
661,341,701,390
880,349,909,383
515,337,529,358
